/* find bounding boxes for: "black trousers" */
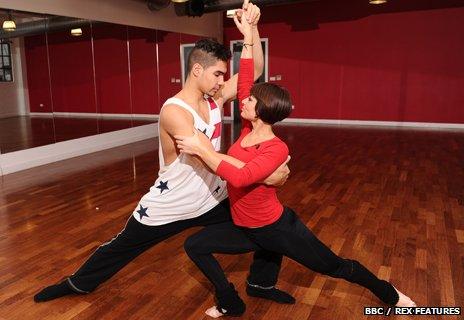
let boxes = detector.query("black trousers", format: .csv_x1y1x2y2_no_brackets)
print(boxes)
67,199,282,293
184,207,399,305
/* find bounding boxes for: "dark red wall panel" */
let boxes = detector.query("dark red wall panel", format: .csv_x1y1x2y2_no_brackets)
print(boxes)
299,61,342,120
92,23,131,114
47,26,96,113
180,33,202,44
157,31,181,108
24,34,52,113
128,26,158,115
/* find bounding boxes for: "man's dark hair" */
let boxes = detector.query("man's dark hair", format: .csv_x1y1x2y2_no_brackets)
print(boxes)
251,83,293,125
187,38,231,75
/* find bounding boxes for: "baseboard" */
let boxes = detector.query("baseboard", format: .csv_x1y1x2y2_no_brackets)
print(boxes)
0,112,21,119
29,112,159,120
280,118,464,129
26,113,464,129
0,123,158,176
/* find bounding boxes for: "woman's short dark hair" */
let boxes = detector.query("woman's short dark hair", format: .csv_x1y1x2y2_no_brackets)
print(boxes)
251,83,293,124
187,38,231,74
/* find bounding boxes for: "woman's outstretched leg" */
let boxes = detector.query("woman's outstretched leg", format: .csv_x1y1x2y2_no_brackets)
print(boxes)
247,208,415,306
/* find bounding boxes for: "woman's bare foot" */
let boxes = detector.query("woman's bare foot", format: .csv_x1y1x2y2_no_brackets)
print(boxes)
394,287,417,307
205,306,224,318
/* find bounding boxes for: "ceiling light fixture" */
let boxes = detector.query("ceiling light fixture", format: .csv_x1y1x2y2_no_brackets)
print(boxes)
171,0,189,3
369,0,387,4
2,11,16,31
70,28,83,36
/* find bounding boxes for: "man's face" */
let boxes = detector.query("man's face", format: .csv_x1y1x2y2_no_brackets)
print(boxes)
198,60,227,96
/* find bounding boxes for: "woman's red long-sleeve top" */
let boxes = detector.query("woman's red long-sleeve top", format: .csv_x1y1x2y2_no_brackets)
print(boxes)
215,58,288,227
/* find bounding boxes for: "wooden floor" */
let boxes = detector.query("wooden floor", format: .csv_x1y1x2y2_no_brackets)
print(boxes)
0,124,463,320
0,116,155,154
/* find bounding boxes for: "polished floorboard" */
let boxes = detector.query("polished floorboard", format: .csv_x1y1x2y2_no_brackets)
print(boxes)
0,123,463,320
0,116,156,154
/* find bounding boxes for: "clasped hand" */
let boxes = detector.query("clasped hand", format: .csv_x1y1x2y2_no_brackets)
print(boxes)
175,129,214,156
233,0,261,36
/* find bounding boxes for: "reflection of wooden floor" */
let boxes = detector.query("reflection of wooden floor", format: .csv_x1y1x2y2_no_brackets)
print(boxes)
0,116,156,154
0,124,463,320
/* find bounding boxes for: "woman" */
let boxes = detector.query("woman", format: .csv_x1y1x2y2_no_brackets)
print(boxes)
175,11,416,319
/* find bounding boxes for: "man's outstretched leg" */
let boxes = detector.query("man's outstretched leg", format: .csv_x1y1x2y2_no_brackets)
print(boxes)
34,216,193,302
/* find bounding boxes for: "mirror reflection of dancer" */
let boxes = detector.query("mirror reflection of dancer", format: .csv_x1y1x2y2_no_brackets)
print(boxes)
175,8,417,318
33,1,295,308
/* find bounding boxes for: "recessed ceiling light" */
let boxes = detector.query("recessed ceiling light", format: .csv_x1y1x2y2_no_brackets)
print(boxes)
71,28,83,36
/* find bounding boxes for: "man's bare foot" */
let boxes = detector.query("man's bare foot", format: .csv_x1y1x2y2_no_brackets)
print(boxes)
205,306,224,318
394,287,416,307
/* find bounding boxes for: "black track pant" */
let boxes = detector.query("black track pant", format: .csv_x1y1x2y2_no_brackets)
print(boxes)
184,207,399,305
66,199,282,293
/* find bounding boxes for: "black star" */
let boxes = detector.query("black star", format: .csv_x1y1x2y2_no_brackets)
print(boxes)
156,180,169,194
214,186,221,194
137,205,149,220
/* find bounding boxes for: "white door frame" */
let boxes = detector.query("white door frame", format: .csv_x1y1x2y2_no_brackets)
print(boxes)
180,43,195,87
227,38,268,121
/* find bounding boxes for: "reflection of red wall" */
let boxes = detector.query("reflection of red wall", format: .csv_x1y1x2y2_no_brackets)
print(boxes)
47,26,96,113
224,4,464,123
24,34,52,113
24,27,172,116
180,33,202,44
157,31,182,108
92,24,131,114
129,27,158,115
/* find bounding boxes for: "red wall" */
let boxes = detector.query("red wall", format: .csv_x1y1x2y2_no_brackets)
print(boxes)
225,3,464,123
25,4,464,123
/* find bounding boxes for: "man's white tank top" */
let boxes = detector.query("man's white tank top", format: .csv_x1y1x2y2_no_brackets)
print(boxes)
132,97,228,226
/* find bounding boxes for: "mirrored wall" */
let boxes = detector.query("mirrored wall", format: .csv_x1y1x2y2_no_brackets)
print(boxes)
0,18,204,154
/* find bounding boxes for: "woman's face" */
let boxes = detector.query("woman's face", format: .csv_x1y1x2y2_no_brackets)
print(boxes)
241,95,258,120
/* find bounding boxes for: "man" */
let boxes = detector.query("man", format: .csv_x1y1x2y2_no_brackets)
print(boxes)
34,1,294,313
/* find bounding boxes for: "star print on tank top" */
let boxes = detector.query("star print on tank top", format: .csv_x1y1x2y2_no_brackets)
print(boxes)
132,97,228,226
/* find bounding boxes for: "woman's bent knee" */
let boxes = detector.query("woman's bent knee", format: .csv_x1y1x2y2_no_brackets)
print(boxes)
184,232,210,256
183,235,198,255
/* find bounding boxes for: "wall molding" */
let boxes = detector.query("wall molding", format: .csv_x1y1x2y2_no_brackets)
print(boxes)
2,116,462,175
0,112,21,119
30,112,159,120
28,112,464,129
28,113,464,129
0,123,158,175
281,118,464,130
